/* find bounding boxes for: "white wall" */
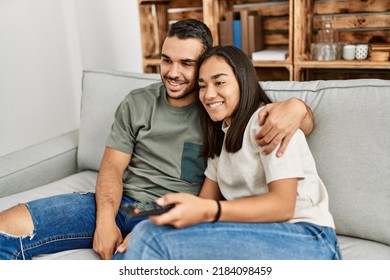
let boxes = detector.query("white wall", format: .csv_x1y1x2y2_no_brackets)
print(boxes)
75,0,143,72
0,0,143,156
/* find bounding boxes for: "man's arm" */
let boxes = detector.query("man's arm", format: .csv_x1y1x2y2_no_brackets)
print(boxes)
299,100,314,136
256,98,314,157
93,147,131,260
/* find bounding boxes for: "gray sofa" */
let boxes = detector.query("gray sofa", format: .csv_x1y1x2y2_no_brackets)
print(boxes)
1,69,389,260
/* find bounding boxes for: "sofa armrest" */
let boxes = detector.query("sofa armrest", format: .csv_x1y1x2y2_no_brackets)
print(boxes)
0,130,79,198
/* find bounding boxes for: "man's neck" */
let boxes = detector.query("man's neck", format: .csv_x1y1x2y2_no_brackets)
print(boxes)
167,92,197,107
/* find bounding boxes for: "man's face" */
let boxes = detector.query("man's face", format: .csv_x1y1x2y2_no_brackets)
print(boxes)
160,36,204,107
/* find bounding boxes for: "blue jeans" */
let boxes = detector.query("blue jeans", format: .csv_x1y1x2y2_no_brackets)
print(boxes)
113,220,342,260
0,192,143,260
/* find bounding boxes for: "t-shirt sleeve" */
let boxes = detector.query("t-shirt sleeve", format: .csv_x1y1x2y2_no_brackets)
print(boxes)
259,129,306,184
106,97,136,155
248,109,306,184
204,156,218,181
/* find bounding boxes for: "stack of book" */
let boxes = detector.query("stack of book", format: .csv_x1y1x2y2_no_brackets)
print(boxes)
369,44,390,62
218,11,264,57
251,49,288,61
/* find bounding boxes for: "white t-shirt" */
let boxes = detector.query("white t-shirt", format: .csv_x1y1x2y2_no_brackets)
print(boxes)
205,107,335,228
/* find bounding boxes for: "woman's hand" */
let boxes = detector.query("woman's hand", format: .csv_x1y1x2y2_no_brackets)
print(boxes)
149,193,218,228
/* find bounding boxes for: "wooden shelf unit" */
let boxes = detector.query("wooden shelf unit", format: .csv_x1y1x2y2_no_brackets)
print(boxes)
294,0,390,81
138,0,390,81
137,0,293,80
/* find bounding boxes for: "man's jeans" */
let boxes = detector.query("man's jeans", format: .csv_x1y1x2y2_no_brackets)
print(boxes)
0,192,142,260
114,219,342,260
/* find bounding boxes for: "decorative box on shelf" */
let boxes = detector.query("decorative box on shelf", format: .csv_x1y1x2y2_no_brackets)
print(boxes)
369,44,390,62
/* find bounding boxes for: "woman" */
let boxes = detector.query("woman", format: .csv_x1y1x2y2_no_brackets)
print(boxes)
116,46,341,260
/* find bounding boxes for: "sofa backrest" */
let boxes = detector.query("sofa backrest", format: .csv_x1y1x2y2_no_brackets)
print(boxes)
79,70,390,247
78,70,160,171
262,79,390,247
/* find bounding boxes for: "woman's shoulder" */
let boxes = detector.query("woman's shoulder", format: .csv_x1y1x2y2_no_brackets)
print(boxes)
247,106,265,130
244,107,265,147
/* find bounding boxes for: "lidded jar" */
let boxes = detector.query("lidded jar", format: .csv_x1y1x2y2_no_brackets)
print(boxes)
317,16,338,43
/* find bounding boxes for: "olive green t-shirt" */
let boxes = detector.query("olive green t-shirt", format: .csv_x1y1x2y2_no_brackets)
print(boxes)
106,82,206,202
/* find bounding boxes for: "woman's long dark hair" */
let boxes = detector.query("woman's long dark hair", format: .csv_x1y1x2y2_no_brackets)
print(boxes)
197,46,272,158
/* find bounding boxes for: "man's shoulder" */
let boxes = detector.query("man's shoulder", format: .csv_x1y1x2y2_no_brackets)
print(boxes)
129,81,164,96
115,82,164,115
118,82,163,105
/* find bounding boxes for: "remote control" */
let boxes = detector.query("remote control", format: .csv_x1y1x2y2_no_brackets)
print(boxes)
121,201,174,218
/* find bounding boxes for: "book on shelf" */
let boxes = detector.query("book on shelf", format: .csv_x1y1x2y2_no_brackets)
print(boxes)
218,11,234,46
248,14,264,55
218,11,242,48
251,49,289,61
239,10,257,55
218,11,264,57
218,21,233,46
233,18,241,49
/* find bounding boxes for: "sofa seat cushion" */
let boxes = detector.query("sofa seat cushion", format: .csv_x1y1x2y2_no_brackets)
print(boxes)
0,171,98,211
338,235,390,260
0,171,101,260
33,248,100,260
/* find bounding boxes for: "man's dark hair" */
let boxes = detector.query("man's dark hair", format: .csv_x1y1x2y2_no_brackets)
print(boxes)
167,19,213,53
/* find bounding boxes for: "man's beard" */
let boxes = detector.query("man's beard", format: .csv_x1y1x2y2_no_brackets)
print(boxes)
166,85,197,100
163,76,197,100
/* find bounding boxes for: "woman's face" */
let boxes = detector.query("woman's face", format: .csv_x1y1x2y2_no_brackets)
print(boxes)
198,56,240,126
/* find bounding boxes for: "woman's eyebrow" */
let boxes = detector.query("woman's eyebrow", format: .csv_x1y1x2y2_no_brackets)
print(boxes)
211,73,228,79
198,73,228,83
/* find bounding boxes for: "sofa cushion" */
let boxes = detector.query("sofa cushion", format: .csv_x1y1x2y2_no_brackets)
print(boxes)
337,235,390,260
78,70,160,171
33,248,100,260
261,79,390,247
0,170,100,260
0,170,98,212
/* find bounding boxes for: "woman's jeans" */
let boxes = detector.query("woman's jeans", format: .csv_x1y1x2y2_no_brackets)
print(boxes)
0,192,142,260
114,220,342,260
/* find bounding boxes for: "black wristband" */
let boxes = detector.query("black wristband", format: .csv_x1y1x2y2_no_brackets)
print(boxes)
212,200,221,223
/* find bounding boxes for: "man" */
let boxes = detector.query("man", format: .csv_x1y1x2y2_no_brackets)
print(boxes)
0,19,312,260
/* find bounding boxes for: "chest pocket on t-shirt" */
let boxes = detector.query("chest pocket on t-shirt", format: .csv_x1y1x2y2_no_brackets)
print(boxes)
180,142,206,184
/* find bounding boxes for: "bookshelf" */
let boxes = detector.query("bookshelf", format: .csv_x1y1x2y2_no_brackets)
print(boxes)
137,0,293,80
221,1,293,81
138,0,390,81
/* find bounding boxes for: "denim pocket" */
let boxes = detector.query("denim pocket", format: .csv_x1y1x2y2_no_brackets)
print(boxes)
300,222,342,260
180,142,206,184
300,222,324,238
